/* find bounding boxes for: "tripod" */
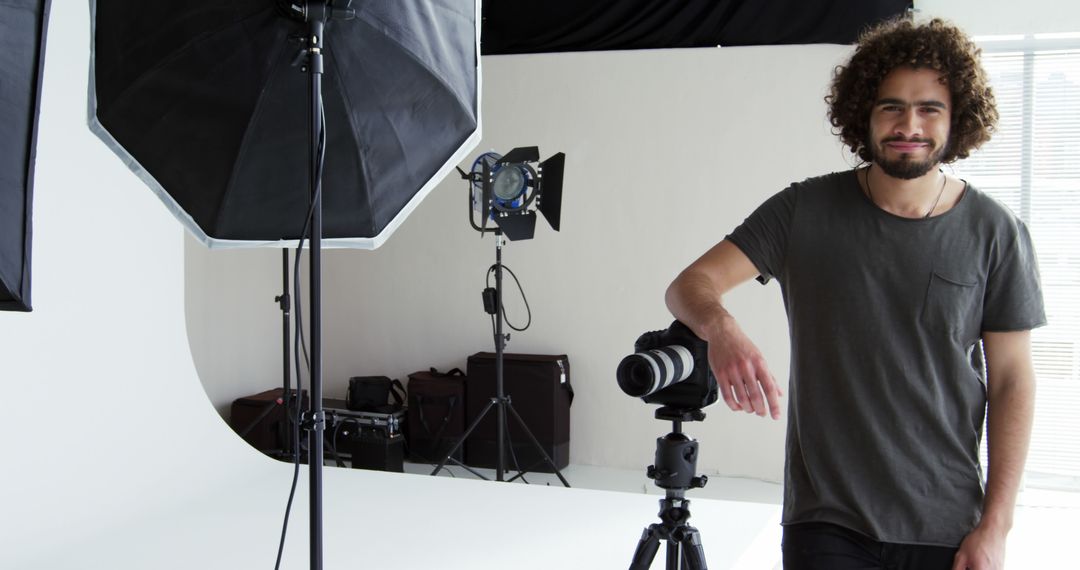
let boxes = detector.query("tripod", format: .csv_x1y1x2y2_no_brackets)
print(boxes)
629,407,709,570
431,231,569,486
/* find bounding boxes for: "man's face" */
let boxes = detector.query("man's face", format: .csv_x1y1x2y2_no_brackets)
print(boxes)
867,67,952,180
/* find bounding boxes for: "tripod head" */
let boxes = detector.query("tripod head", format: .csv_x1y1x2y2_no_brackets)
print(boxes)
655,406,705,423
647,407,707,492
629,406,710,570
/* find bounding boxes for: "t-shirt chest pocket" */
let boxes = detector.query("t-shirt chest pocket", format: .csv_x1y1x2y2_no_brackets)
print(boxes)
922,272,982,338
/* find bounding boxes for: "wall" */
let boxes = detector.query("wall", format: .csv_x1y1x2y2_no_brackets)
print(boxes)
187,43,855,482
916,0,1080,35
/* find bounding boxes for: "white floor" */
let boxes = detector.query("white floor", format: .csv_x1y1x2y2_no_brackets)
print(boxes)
404,458,1077,569
8,457,783,570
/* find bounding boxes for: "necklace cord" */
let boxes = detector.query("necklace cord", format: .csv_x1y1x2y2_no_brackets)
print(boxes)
865,165,947,219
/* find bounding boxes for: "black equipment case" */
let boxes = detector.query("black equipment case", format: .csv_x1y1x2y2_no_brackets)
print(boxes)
229,388,307,456
465,352,572,472
324,397,405,472
406,368,467,463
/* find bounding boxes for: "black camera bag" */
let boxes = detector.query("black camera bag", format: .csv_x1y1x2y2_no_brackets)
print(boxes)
346,375,405,413
406,367,466,462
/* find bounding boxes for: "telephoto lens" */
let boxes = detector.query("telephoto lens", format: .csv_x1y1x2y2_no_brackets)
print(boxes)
617,345,695,398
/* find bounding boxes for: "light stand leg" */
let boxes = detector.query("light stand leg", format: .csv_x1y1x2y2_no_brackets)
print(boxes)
503,402,570,487
431,398,496,480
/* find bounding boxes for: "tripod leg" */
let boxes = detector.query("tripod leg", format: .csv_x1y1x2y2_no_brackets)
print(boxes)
629,526,662,570
667,539,681,570
504,401,571,487
431,398,496,477
677,526,707,570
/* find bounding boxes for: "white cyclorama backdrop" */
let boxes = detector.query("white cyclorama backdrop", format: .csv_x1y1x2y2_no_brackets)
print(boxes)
188,41,852,482
188,0,1080,483
2,4,787,569
3,1,1076,569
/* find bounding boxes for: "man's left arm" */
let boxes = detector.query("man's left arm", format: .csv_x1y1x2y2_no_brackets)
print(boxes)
953,330,1037,570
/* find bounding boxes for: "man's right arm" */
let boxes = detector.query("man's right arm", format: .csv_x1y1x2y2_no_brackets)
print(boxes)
665,239,783,420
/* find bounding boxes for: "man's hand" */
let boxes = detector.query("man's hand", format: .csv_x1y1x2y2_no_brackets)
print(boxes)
705,317,783,419
665,239,783,419
951,330,1034,570
952,523,1007,570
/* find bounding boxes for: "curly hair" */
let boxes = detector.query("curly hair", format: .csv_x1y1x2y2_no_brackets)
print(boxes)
826,17,998,164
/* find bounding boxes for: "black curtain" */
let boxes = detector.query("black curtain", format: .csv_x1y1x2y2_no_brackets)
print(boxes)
0,0,51,312
482,0,911,55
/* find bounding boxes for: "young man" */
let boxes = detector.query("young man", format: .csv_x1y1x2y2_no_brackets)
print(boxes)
665,18,1045,570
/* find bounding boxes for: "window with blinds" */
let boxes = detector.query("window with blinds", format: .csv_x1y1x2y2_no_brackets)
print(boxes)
952,36,1080,490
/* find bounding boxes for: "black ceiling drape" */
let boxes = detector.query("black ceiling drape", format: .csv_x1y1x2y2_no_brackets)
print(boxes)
481,0,911,55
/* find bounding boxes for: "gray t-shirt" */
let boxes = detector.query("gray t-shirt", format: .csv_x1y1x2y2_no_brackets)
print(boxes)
727,170,1046,547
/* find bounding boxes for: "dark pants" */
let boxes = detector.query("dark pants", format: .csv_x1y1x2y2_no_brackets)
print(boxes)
782,522,958,570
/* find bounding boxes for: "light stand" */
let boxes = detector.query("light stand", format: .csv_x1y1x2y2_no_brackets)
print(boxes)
629,407,710,570
431,229,569,486
275,249,296,459
90,2,480,568
429,147,567,484
231,254,296,463
285,3,355,568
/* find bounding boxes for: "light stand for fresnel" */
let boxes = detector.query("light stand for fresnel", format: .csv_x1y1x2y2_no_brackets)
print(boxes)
431,148,570,487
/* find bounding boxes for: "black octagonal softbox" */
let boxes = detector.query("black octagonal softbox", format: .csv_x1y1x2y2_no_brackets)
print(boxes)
1,0,52,312
89,0,481,249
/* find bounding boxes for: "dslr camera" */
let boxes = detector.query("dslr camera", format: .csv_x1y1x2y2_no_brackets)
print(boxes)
616,320,718,411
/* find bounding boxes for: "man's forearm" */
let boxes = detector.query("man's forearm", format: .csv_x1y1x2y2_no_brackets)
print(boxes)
664,269,736,341
665,239,761,341
980,369,1035,532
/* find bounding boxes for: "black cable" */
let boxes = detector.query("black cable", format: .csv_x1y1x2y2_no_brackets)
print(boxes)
275,78,327,570
487,263,532,332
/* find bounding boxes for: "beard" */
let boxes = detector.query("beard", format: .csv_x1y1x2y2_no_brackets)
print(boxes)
869,136,949,180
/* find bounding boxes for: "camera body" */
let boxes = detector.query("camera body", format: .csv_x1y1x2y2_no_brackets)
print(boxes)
616,320,718,412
